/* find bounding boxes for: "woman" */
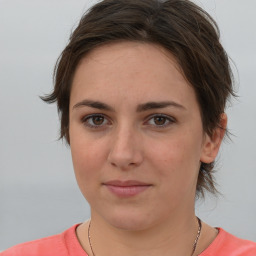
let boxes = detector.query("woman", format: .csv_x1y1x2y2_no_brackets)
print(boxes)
2,0,256,255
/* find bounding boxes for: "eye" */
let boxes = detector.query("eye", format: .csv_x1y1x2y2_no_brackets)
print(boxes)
82,114,110,129
146,114,175,128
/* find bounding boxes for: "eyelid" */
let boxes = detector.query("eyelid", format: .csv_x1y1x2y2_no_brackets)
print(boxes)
145,113,176,127
81,113,111,129
81,113,176,129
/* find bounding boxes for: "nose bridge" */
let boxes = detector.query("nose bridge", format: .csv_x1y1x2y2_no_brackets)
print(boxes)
108,121,143,169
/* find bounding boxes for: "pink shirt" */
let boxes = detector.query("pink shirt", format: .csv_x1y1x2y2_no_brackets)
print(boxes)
2,224,256,255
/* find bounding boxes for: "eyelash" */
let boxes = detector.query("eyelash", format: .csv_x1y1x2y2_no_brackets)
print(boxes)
146,114,175,128
82,114,110,129
81,114,175,129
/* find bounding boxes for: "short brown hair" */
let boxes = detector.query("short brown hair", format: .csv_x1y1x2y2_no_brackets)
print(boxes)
42,0,235,197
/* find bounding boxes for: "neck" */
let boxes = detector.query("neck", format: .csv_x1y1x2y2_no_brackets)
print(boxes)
82,211,200,256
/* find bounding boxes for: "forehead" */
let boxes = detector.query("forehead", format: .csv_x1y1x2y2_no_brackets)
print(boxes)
76,41,183,78
70,41,197,110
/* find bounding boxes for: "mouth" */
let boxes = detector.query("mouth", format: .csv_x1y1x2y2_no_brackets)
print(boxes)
102,180,152,197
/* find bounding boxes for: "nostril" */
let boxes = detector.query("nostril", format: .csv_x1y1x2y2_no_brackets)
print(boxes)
107,148,143,169
107,129,143,169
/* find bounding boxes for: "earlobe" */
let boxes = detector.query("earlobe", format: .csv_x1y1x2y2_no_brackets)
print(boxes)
200,113,227,163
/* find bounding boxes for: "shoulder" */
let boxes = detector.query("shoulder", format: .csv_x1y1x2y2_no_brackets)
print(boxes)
1,234,65,256
1,224,87,256
200,228,256,256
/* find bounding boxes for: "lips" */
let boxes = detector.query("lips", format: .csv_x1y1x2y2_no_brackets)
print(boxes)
103,180,152,197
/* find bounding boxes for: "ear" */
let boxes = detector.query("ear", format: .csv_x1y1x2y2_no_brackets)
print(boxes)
200,113,227,163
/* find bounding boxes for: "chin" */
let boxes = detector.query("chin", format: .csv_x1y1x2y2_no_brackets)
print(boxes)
100,207,160,232
110,217,151,231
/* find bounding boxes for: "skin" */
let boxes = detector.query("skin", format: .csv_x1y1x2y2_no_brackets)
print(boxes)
69,41,226,256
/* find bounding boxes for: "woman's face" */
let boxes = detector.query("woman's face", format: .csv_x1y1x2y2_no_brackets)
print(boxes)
69,42,220,230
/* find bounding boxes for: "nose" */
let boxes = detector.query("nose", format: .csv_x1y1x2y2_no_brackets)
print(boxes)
107,125,143,170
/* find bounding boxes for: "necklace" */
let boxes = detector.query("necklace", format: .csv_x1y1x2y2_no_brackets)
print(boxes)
191,217,202,256
88,220,96,256
88,217,202,256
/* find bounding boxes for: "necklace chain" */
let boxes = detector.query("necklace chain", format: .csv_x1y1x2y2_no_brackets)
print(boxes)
88,221,96,256
88,217,202,256
191,217,202,256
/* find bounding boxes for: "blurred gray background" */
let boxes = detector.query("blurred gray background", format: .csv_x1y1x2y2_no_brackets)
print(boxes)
0,0,256,251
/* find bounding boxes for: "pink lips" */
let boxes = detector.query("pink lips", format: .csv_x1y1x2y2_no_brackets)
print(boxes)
103,180,152,197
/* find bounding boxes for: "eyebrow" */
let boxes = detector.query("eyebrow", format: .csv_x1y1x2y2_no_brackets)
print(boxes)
72,99,186,112
73,100,114,111
136,101,186,112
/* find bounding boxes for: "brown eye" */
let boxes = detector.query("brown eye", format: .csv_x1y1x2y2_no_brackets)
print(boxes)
153,116,167,125
147,114,175,128
83,114,109,128
92,116,105,125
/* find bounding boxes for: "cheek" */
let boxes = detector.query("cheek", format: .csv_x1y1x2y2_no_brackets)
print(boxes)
147,132,202,184
151,137,200,166
70,140,106,205
71,142,103,174
69,128,107,185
